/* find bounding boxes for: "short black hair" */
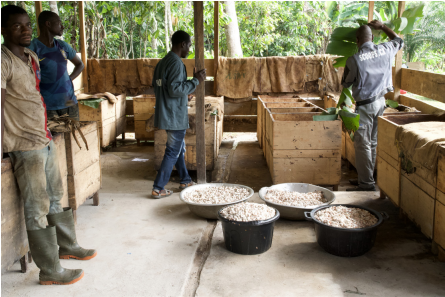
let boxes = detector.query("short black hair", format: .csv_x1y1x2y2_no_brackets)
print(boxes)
171,30,191,46
1,5,28,28
38,11,59,29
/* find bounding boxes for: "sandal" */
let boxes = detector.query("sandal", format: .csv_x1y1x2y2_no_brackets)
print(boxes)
179,181,197,190
151,189,173,199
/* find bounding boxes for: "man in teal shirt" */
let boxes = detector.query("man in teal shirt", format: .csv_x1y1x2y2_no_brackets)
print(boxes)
151,30,206,198
28,11,84,120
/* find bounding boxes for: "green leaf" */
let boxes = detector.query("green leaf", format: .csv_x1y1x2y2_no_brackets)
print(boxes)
333,56,348,68
101,7,108,14
326,40,357,57
393,17,408,33
349,131,355,141
402,4,424,18
400,17,417,35
337,87,355,109
338,109,360,132
330,27,357,43
385,99,399,108
379,9,387,21
313,114,338,121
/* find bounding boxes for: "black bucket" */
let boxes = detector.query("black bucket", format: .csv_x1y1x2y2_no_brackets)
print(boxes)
217,207,280,255
305,204,389,257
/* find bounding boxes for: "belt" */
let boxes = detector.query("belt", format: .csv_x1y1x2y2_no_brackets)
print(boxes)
356,96,381,107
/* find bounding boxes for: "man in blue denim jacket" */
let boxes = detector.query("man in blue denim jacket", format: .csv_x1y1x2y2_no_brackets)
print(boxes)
151,30,206,198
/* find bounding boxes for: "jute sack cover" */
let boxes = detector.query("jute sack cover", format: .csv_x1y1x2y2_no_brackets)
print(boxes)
266,56,306,93
216,57,256,98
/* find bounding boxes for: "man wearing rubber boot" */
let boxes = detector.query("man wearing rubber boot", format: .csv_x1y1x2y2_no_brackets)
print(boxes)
151,30,206,198
1,5,96,285
342,20,403,191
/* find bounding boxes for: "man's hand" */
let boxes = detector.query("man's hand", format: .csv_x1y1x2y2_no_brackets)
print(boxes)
188,94,194,102
193,68,206,84
368,20,384,30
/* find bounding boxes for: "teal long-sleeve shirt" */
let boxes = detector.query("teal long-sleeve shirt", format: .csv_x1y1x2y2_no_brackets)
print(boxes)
152,51,199,130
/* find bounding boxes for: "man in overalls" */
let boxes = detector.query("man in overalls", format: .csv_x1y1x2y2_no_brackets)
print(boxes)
342,20,404,191
28,11,84,120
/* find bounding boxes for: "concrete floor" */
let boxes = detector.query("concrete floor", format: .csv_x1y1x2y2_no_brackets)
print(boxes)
2,133,445,297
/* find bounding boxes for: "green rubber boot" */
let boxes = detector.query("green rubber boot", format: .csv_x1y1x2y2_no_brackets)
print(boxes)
47,208,97,260
27,226,84,285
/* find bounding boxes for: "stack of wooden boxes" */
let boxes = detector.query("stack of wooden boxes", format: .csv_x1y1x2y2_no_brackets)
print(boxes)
376,114,445,260
154,96,224,171
258,95,342,189
78,94,126,147
133,94,156,143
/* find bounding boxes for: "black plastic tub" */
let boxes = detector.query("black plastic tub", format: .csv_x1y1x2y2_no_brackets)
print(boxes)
217,207,280,255
304,204,389,257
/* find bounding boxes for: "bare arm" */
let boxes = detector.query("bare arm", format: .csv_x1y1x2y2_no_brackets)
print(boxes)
1,88,5,157
368,20,398,40
69,55,84,81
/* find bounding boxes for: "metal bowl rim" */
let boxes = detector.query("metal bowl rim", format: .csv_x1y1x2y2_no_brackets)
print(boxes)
258,183,336,210
179,183,254,207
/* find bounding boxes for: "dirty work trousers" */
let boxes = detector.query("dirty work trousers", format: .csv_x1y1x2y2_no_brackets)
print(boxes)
354,97,386,189
9,140,64,230
153,129,192,191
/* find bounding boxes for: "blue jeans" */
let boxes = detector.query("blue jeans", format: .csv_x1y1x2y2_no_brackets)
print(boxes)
153,130,192,191
9,140,64,230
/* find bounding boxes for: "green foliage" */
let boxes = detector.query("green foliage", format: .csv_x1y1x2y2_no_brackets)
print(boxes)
385,99,399,108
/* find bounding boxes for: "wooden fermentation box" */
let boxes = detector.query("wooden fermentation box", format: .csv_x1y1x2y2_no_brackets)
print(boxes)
133,94,156,143
264,112,342,189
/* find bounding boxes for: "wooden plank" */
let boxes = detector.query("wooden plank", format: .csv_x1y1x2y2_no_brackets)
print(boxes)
116,116,126,138
368,1,374,22
53,133,69,208
400,175,435,239
115,94,127,119
78,1,88,93
155,118,216,145
265,103,316,108
377,157,400,206
438,150,445,193
1,158,28,274
377,116,402,160
194,1,206,183
133,95,156,121
135,121,155,140
345,132,356,168
100,116,117,147
434,200,445,250
400,69,445,103
341,130,346,159
68,161,101,210
35,1,43,35
393,1,405,102
272,149,340,158
78,98,116,122
213,1,219,95
182,59,215,77
268,107,323,113
398,94,445,115
64,122,100,176
378,149,399,169
437,189,445,207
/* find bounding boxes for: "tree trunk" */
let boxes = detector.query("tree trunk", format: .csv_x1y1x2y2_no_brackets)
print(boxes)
166,1,173,38
223,1,243,57
70,2,77,51
49,1,59,14
18,1,26,9
152,16,158,57
118,1,127,59
164,2,170,52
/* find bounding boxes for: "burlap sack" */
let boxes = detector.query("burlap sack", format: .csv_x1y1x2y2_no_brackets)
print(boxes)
216,57,256,98
253,57,271,93
137,58,161,87
266,56,306,93
305,55,323,82
88,59,105,93
395,121,445,171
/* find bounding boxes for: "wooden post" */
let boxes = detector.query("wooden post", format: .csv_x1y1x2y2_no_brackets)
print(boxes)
368,1,374,22
78,1,88,93
213,1,219,95
194,2,206,184
34,1,43,36
393,1,405,102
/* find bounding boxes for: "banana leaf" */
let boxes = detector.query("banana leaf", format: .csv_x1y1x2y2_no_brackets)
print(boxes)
338,108,360,132
330,27,357,43
402,4,424,18
326,40,358,57
385,99,399,108
313,114,339,121
333,56,348,68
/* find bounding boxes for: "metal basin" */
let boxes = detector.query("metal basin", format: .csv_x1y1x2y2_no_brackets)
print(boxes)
258,183,336,220
179,183,254,219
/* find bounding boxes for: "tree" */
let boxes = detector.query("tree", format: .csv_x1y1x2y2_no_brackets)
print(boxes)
223,1,243,57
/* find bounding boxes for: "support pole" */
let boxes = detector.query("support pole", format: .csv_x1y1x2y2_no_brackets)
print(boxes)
194,2,206,184
368,1,374,23
78,1,88,93
213,1,219,96
34,1,43,36
393,1,405,102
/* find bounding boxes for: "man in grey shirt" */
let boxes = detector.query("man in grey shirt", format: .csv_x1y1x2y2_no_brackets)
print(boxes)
151,30,206,198
342,20,404,191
